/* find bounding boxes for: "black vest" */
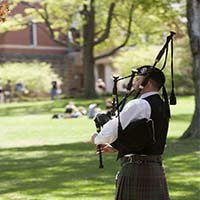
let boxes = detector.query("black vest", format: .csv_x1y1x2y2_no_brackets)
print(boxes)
111,94,169,159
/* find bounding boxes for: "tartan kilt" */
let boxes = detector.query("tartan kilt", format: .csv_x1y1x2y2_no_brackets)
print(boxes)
115,156,170,200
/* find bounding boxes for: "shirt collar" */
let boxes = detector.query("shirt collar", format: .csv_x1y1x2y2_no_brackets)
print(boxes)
140,91,159,99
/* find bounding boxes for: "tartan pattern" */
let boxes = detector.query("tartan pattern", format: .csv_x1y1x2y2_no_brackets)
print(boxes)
115,156,170,200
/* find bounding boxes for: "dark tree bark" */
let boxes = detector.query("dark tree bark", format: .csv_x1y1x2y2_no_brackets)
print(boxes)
81,0,133,98
181,0,200,138
21,0,134,98
82,1,97,98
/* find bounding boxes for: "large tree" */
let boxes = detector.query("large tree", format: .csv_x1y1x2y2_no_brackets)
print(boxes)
80,0,134,98
6,0,134,98
181,0,200,138
3,0,183,98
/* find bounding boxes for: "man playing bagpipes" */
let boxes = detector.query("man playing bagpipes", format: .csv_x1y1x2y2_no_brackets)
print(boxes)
91,32,176,200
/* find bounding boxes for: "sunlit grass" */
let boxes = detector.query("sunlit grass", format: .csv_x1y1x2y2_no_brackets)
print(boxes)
0,96,199,200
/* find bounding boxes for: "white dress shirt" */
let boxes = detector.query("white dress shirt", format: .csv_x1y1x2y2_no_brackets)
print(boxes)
94,91,159,144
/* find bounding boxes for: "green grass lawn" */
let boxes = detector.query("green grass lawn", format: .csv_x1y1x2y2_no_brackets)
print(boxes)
0,96,199,200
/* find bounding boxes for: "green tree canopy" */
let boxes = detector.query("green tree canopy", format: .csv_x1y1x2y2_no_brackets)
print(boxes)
1,0,186,97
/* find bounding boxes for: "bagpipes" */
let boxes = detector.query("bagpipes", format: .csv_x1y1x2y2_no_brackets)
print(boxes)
94,31,176,168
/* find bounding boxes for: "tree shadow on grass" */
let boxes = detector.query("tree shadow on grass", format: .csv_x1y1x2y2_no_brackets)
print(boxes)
0,98,102,117
164,137,200,200
0,142,117,199
0,138,199,199
171,113,193,122
0,104,55,116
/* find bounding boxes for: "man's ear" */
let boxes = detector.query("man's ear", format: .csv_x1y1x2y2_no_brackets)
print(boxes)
145,79,152,87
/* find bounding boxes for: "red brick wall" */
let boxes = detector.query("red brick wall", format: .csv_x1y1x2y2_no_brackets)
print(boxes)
0,3,85,96
0,3,67,55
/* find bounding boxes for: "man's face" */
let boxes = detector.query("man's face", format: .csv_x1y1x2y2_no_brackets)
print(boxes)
132,75,144,89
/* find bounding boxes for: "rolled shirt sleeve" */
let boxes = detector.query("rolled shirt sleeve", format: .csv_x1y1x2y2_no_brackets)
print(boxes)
94,98,151,145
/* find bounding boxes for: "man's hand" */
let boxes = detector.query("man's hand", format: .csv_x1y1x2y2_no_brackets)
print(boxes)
96,143,117,154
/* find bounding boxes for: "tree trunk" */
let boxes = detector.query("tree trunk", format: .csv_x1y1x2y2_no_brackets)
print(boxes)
82,1,97,98
181,0,200,138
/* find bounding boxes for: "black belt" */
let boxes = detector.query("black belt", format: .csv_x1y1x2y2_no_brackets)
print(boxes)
121,154,162,166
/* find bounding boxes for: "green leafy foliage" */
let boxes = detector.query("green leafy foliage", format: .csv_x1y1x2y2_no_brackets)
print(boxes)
5,0,187,98
7,0,186,50
113,36,194,95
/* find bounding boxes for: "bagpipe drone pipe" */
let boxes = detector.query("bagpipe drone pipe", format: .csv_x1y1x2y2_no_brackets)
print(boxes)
94,31,176,168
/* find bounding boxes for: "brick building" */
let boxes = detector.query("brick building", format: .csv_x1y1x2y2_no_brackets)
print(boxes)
0,2,116,96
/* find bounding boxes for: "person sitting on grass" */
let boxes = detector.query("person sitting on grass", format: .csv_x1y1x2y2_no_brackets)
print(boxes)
52,102,86,119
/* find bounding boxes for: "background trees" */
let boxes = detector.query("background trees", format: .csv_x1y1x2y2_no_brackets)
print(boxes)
182,0,200,138
2,0,199,138
4,0,184,98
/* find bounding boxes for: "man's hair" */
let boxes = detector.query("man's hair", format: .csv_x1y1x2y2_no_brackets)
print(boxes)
148,68,165,89
136,65,165,90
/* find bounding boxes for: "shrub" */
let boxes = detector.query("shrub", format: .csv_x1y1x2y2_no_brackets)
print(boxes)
0,61,62,98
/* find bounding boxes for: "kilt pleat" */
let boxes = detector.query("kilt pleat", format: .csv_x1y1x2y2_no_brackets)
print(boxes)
115,158,170,200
